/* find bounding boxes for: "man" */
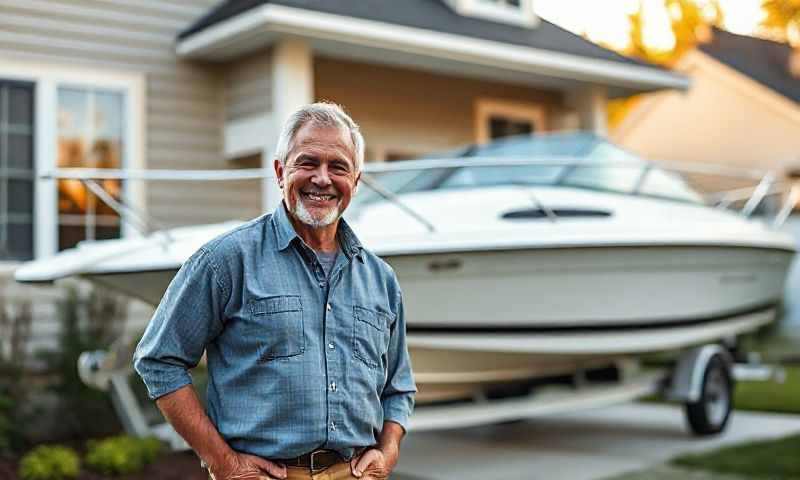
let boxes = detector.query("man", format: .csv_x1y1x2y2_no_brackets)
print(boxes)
133,102,416,480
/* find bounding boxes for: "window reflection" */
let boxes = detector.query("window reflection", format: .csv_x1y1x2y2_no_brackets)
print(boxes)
57,88,124,251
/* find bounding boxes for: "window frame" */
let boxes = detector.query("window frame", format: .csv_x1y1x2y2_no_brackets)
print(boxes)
455,0,538,27
0,79,36,261
474,98,547,144
0,59,145,261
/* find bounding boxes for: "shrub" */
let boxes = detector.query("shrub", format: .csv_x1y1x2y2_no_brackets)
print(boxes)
0,390,14,455
18,445,80,480
84,435,163,475
37,283,126,439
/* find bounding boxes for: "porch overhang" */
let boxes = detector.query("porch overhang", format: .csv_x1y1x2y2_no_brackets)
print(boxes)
176,4,689,97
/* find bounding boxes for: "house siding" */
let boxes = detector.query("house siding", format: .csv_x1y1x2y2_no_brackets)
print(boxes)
613,53,800,195
0,0,263,228
0,0,265,369
314,57,563,161
225,50,273,122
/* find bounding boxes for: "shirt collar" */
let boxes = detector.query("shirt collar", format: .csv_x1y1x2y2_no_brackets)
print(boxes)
273,202,365,262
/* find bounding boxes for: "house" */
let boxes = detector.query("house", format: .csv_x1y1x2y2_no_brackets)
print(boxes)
0,1,686,361
612,27,800,195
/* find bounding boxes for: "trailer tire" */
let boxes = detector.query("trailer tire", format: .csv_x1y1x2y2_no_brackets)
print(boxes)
685,354,733,436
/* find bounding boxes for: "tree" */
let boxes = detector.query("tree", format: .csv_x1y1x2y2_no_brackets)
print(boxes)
761,0,800,46
627,0,723,65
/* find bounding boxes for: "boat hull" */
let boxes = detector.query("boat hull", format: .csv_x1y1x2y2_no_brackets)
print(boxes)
388,244,791,329
408,308,774,402
80,243,790,403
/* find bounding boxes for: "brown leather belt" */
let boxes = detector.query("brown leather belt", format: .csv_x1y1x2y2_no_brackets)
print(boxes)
277,448,353,472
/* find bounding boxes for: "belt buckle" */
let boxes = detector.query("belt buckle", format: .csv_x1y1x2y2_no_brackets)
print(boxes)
309,450,327,473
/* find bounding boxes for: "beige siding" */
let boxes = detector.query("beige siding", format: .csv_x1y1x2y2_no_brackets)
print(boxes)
224,50,272,122
314,57,563,161
613,53,800,194
0,0,266,370
0,0,263,228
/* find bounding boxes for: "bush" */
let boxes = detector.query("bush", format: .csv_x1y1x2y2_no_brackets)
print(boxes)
84,435,163,475
18,445,80,480
0,390,14,455
37,283,126,439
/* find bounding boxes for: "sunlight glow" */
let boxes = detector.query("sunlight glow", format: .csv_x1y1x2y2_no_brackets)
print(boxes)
534,0,763,51
641,0,677,51
716,0,764,34
534,0,638,50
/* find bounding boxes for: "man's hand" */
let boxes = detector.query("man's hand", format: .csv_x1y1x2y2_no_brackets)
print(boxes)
350,444,397,480
209,451,287,480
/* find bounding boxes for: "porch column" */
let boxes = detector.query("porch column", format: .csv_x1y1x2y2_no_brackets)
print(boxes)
566,86,608,136
262,39,314,213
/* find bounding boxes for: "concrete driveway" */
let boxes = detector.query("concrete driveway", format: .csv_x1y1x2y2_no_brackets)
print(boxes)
392,403,800,480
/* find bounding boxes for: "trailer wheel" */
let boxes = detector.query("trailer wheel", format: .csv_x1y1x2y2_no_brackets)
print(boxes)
685,354,733,435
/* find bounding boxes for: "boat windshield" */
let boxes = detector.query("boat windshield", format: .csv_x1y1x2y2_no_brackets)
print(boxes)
352,132,704,209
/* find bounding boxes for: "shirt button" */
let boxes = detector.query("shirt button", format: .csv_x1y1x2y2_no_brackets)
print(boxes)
319,281,326,288
326,303,332,311
330,382,337,392
328,342,335,350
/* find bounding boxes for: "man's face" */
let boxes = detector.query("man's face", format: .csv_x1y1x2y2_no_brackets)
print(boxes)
275,122,360,229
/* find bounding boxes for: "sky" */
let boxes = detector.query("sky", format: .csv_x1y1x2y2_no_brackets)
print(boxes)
534,0,765,52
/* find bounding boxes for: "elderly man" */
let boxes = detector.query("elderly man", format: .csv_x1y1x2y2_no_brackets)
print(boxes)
133,102,416,480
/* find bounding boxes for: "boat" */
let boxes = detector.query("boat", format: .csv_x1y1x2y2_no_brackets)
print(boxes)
14,132,797,421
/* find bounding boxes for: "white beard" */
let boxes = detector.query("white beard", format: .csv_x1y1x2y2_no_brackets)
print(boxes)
292,196,341,228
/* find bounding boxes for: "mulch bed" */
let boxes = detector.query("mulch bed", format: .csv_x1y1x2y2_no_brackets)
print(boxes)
0,450,208,480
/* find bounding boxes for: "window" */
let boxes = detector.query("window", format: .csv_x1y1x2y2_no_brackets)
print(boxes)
452,0,538,27
479,0,522,9
57,87,125,251
475,98,546,143
0,59,144,259
0,80,35,260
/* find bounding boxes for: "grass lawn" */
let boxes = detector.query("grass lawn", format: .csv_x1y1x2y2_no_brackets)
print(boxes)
672,433,800,479
734,365,800,415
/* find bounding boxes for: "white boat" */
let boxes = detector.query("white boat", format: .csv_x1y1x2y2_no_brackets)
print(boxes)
14,133,797,409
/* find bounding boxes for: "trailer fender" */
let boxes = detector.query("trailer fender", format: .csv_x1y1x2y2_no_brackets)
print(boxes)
665,344,734,403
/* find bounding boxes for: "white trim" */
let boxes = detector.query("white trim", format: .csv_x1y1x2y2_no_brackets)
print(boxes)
176,4,688,92
224,113,272,159
474,98,546,143
0,58,145,259
36,79,56,259
566,86,608,135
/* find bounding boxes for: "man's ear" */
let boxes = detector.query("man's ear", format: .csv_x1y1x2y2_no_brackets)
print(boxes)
274,159,284,189
353,171,361,195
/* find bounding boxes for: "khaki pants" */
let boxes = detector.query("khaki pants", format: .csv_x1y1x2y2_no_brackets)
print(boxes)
210,461,387,480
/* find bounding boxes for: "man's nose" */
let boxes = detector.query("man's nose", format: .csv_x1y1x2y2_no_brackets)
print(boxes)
311,165,332,187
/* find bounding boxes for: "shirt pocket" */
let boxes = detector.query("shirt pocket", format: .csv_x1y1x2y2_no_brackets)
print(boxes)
352,305,392,370
248,295,305,361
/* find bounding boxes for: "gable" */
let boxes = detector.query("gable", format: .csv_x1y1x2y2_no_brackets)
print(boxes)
700,28,800,104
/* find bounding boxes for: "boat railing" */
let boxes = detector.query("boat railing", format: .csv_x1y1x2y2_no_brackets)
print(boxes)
40,157,799,242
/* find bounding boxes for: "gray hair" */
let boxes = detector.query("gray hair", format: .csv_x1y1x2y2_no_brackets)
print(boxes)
273,102,365,172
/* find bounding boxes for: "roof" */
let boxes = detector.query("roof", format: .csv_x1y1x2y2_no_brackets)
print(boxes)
700,28,800,103
178,0,659,70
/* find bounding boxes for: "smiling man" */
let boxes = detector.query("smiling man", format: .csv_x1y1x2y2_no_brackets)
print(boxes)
133,102,416,480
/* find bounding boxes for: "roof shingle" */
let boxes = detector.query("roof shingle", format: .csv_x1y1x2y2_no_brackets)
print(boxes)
178,0,660,69
700,27,800,103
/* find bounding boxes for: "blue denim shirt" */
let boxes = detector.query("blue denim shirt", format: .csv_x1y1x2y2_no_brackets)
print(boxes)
133,204,416,460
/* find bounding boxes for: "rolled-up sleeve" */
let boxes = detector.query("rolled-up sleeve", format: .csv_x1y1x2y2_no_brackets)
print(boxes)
133,247,228,400
381,289,417,432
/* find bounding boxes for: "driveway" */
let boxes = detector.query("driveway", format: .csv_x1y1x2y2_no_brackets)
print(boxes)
392,403,800,480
